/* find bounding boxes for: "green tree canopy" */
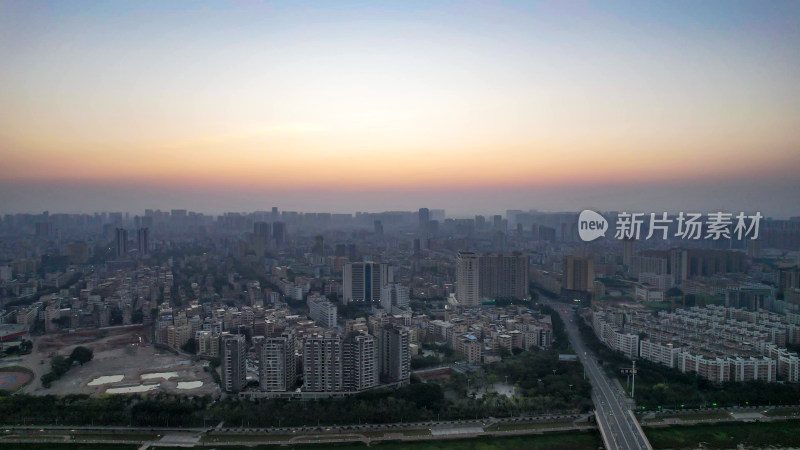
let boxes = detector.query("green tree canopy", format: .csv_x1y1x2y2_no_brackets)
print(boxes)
70,346,94,366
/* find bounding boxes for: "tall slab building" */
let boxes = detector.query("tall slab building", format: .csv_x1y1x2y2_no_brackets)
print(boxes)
343,262,390,305
221,333,246,393
456,252,481,306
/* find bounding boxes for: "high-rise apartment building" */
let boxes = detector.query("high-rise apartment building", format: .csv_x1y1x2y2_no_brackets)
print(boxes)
493,215,503,232
347,243,358,262
562,256,595,303
302,331,384,393
428,220,439,237
307,293,337,328
456,252,481,307
343,262,390,305
136,227,150,256
258,331,296,392
562,256,595,291
475,215,486,231
630,255,668,278
221,333,246,393
430,209,445,221
252,221,271,257
302,334,343,392
313,235,324,256
418,208,430,235
478,253,529,300
622,237,635,269
343,332,378,391
669,248,688,284
115,228,128,258
491,231,507,252
253,221,271,239
273,221,286,247
779,266,800,299
378,324,410,384
35,222,51,239
380,282,410,312
669,248,746,283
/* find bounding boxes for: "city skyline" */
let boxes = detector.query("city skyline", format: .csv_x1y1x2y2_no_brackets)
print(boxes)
2,1,799,216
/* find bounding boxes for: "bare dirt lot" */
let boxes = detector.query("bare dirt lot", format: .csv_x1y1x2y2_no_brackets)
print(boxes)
35,324,150,354
15,325,219,397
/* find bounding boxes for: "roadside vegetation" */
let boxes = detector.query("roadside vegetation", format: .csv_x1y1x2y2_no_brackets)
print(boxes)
645,420,800,449
1,339,33,358
180,432,603,450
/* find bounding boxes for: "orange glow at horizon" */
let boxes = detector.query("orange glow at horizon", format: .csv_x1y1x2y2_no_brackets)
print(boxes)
4,129,798,192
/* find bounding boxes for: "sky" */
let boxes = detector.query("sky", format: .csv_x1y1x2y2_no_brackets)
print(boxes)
1,0,799,217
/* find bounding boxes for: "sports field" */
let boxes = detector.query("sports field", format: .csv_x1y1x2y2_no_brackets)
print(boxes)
0,367,34,392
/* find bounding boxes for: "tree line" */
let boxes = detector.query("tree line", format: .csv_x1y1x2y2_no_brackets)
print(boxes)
40,347,93,389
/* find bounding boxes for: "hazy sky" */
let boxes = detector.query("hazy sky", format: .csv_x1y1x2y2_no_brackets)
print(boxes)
1,1,799,217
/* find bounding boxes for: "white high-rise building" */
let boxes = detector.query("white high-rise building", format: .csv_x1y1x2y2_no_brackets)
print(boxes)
380,282,410,313
343,262,391,305
343,332,378,391
307,293,338,328
456,252,481,307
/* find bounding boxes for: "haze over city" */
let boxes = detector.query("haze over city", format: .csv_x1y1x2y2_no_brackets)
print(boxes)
2,1,799,216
